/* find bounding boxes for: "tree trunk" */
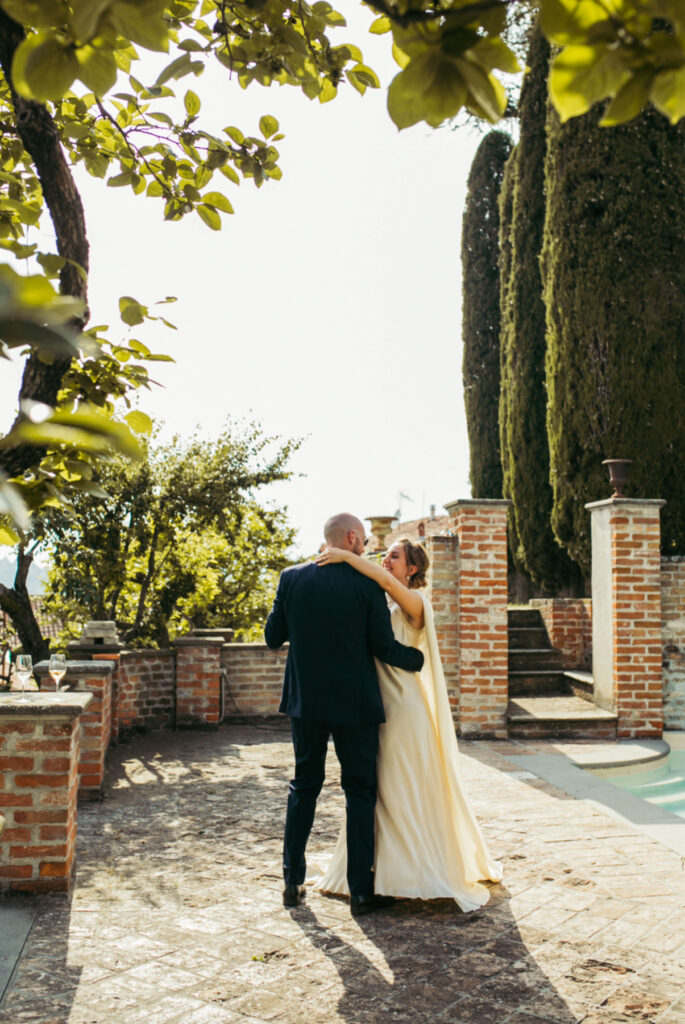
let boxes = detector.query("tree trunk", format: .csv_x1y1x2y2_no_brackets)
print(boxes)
0,547,50,662
0,11,90,480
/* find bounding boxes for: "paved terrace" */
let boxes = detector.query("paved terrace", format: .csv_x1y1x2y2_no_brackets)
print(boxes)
1,725,684,1024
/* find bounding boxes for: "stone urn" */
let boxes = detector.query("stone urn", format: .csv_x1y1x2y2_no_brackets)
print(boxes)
602,458,633,498
365,515,397,553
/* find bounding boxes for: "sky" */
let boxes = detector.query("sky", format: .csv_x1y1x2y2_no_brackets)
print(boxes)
0,4,489,556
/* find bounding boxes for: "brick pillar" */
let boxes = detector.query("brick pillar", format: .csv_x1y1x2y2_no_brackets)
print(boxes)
35,661,113,797
93,653,120,743
0,692,92,893
67,642,123,743
173,638,223,727
445,499,511,739
586,498,665,739
426,534,460,723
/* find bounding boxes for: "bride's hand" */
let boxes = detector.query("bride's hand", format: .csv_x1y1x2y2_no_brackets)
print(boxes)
315,546,348,566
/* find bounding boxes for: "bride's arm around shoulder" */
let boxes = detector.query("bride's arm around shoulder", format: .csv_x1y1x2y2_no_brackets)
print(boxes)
315,547,424,629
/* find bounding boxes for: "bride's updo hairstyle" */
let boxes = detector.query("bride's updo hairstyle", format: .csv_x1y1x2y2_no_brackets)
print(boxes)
397,537,429,590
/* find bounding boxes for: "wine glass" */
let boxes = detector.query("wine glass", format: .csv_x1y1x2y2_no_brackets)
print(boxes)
15,654,33,701
49,653,67,691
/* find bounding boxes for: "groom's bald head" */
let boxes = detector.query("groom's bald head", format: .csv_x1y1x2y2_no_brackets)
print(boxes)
324,513,366,553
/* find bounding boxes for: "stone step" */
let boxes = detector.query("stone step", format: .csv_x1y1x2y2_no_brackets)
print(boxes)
509,648,565,672
564,670,594,702
507,695,617,740
507,607,545,629
508,627,550,650
508,671,567,696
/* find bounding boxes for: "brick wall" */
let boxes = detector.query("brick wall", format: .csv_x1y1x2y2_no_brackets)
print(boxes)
174,638,223,727
75,671,112,796
118,650,175,735
0,710,83,893
530,598,593,668
587,499,665,739
426,534,459,719
662,556,685,730
446,500,510,739
221,644,287,718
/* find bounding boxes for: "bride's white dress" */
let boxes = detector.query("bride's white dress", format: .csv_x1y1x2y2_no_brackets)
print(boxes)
318,592,503,910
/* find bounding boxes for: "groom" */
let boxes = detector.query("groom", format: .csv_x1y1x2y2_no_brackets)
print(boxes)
265,513,424,915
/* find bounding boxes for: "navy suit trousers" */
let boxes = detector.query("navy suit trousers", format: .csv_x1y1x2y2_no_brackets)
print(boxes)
284,717,379,897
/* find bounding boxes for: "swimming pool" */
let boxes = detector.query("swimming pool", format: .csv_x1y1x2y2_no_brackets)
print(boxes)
606,750,685,820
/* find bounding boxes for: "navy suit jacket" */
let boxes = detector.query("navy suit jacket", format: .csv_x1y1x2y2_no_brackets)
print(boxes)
265,561,424,726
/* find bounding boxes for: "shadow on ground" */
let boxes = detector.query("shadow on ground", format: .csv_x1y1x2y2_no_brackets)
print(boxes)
1,726,679,1024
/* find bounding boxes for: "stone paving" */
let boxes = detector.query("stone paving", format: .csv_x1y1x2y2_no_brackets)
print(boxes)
1,724,685,1024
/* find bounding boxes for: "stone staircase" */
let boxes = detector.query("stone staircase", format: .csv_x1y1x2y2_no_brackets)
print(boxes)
507,608,617,739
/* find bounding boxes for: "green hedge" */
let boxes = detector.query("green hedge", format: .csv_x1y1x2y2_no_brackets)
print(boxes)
499,26,579,589
542,102,685,571
462,129,513,498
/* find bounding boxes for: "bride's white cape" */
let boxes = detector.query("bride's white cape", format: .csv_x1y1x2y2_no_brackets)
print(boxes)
316,592,503,910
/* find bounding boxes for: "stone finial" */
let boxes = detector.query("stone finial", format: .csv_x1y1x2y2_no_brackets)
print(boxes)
365,516,397,553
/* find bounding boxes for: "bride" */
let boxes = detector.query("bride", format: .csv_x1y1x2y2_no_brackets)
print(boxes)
314,537,502,911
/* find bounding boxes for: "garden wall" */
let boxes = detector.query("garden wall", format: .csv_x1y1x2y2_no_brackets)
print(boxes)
662,557,685,730
529,598,593,669
117,649,176,736
221,643,287,719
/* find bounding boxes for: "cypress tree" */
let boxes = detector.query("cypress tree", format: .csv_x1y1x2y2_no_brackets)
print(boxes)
462,130,513,498
542,103,685,572
499,25,580,590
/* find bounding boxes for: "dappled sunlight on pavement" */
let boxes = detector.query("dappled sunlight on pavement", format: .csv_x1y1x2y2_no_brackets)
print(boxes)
1,726,684,1023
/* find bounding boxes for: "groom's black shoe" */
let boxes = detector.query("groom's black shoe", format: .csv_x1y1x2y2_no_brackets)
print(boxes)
283,883,305,907
350,893,395,917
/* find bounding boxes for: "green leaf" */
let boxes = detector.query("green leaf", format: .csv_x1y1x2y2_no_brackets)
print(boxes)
540,0,615,46
119,295,146,326
651,65,685,123
184,88,201,116
0,523,20,545
0,472,29,534
109,0,170,53
148,111,173,125
549,44,629,120
13,33,79,101
75,44,118,95
369,16,391,34
259,114,279,138
319,78,337,103
219,164,240,185
224,125,244,145
0,317,80,356
1,0,66,28
155,52,192,85
201,191,234,214
66,479,110,497
348,63,380,90
107,170,135,187
125,409,153,435
197,204,221,230
36,253,66,275
70,0,117,42
388,50,468,130
456,58,507,123
470,37,521,75
5,407,143,459
600,69,654,125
